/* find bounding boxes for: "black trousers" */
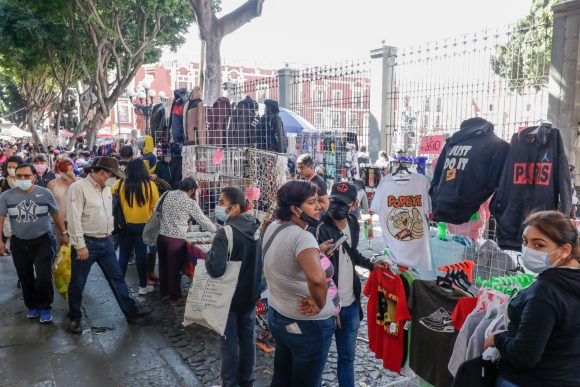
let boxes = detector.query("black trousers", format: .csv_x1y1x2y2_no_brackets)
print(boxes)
11,233,55,310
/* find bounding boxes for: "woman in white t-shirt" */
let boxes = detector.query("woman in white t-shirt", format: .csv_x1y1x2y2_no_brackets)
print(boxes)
263,180,335,387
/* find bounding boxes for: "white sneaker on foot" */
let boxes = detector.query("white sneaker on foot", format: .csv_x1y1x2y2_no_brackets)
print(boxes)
138,285,155,295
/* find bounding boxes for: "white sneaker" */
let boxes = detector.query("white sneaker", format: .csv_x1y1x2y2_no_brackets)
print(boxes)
138,285,155,295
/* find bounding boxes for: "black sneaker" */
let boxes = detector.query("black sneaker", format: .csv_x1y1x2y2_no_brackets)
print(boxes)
126,305,153,324
67,320,82,334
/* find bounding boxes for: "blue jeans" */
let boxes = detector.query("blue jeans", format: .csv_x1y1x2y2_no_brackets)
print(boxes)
268,308,336,387
118,223,147,287
496,375,519,387
335,302,361,387
68,236,137,321
219,307,257,387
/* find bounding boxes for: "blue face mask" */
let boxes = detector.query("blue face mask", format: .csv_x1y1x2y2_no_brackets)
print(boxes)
15,180,33,191
521,246,562,273
215,205,230,223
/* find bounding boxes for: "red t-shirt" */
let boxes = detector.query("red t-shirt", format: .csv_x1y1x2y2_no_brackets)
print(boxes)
363,269,411,373
451,296,477,331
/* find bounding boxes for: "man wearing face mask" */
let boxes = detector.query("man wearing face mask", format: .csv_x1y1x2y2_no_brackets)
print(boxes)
308,182,389,387
0,164,68,324
484,211,580,387
33,154,56,189
66,157,152,334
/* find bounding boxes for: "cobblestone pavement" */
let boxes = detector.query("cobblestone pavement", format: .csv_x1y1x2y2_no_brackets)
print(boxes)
142,216,419,386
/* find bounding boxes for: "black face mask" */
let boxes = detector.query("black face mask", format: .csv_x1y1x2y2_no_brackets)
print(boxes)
297,208,319,227
329,201,350,220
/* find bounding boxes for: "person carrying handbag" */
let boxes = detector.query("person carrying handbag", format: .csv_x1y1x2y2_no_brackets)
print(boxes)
204,187,262,387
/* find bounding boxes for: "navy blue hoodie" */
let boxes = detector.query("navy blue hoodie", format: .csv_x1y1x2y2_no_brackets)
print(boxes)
491,126,572,250
429,117,509,224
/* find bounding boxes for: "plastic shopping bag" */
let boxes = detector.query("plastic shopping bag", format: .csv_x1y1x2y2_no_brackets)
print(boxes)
53,244,71,301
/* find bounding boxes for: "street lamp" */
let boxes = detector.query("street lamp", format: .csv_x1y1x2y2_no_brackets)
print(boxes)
127,77,158,136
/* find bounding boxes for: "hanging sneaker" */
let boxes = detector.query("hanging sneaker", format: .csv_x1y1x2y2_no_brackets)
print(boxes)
138,285,155,295
39,309,53,324
26,309,40,319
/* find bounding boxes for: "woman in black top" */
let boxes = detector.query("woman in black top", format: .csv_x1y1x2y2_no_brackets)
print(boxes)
485,211,580,387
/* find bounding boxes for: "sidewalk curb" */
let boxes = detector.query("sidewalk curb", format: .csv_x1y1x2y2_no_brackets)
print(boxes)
159,346,202,386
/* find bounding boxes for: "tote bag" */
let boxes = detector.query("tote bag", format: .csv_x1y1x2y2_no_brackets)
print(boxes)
183,226,240,336
142,191,169,246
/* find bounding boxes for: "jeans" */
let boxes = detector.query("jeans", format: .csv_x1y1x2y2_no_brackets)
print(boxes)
219,307,257,387
11,233,54,310
335,302,361,387
268,308,335,387
496,375,520,387
118,223,147,287
68,236,137,321
157,235,187,300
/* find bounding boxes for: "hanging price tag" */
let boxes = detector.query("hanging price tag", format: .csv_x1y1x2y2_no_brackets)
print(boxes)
213,149,224,165
419,135,445,155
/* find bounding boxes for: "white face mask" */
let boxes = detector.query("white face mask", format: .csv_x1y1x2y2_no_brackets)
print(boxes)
105,177,117,187
521,246,562,273
15,179,33,191
7,168,15,177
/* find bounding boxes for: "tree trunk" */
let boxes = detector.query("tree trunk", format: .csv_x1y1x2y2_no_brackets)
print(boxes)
26,109,42,145
204,34,223,103
86,111,103,150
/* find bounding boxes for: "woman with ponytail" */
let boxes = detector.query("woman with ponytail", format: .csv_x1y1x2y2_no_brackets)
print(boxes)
484,210,580,387
204,187,262,387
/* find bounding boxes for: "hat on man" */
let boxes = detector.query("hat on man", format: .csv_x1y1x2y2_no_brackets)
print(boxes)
330,182,357,206
92,156,126,179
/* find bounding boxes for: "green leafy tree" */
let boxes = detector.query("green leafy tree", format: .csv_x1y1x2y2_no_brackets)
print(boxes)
71,0,195,147
0,72,25,125
491,0,563,94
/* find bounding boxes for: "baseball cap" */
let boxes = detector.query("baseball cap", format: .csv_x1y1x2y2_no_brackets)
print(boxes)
330,182,357,206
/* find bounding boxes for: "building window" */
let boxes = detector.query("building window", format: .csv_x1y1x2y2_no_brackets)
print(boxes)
435,115,441,128
117,99,131,123
176,75,189,90
349,113,358,128
489,104,494,112
314,112,324,128
331,113,340,127
424,97,430,112
314,87,325,105
436,97,442,113
354,88,363,108
332,89,342,101
423,114,429,128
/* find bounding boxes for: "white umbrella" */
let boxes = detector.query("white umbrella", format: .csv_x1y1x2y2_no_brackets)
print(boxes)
0,125,33,138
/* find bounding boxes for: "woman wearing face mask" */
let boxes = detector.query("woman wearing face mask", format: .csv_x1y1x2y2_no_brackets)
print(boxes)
32,154,56,188
1,156,23,193
156,178,217,302
47,158,77,247
264,180,336,387
204,187,261,387
111,159,159,295
484,211,580,387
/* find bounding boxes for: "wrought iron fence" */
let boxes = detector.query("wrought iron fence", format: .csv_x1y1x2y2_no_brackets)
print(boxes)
228,75,280,105
387,17,552,154
288,60,372,149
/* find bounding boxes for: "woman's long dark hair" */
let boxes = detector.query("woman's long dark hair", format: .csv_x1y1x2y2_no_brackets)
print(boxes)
123,158,152,207
275,180,318,221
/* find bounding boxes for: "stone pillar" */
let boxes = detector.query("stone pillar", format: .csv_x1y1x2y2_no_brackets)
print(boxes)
548,0,580,170
277,66,296,109
369,45,397,162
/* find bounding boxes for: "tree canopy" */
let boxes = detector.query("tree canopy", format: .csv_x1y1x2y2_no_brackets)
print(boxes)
491,0,563,94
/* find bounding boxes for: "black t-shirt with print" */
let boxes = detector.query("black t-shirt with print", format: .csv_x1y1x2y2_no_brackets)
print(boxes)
409,280,462,387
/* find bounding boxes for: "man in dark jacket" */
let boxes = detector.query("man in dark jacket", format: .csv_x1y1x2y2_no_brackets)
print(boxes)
309,182,389,387
205,187,262,387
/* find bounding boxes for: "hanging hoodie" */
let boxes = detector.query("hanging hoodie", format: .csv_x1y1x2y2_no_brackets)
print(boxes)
258,99,288,153
142,135,157,175
226,96,259,148
207,97,231,147
184,97,206,145
429,117,509,224
150,103,167,144
491,125,572,250
167,88,189,144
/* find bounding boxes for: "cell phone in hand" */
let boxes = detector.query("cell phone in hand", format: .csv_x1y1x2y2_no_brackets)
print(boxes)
326,235,349,256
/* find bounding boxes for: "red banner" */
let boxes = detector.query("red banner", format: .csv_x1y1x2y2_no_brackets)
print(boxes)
419,135,445,155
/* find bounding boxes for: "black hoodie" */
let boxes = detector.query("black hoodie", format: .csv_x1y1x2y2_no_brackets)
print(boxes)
429,117,509,224
205,214,263,311
491,126,572,250
495,268,580,387
257,99,288,153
